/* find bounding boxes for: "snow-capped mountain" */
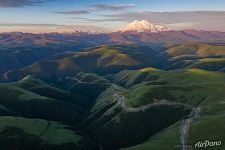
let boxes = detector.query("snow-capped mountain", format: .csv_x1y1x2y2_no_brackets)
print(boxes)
120,20,169,32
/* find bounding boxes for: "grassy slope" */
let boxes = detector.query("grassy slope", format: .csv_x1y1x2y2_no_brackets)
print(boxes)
188,114,225,150
0,75,106,150
75,72,110,84
2,45,141,82
80,46,140,67
82,85,190,150
114,68,225,150
0,42,224,149
1,42,225,82
0,116,98,150
12,75,88,106
0,116,82,145
164,42,225,70
0,83,84,125
81,68,225,150
188,58,225,71
166,42,225,57
120,123,181,150
110,68,225,87
118,68,225,114
122,112,225,150
14,73,111,109
107,67,161,88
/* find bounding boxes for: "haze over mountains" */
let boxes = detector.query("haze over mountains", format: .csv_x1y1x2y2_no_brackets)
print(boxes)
1,25,225,46
0,18,225,150
1,0,225,149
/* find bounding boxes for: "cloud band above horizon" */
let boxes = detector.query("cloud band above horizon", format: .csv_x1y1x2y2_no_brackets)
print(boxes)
0,1,225,32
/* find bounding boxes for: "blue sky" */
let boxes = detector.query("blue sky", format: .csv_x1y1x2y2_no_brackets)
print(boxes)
0,0,225,32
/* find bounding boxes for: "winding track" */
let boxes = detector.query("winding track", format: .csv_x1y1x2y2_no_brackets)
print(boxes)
112,84,192,113
78,80,199,150
180,107,200,150
111,83,200,150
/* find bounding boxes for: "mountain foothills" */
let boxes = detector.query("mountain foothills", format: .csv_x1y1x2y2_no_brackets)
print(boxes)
0,25,225,150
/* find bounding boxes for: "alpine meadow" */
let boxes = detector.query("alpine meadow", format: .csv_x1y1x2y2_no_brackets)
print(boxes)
0,0,225,150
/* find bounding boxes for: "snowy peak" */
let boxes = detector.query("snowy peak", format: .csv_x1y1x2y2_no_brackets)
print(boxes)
120,20,169,33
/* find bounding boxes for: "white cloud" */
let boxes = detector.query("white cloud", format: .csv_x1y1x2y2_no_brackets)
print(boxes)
100,11,225,31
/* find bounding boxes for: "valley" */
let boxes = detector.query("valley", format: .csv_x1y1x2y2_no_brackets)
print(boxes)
0,31,224,150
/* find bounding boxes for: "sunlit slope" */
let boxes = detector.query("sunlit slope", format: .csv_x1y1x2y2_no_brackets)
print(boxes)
114,68,225,114
110,68,225,114
1,46,144,82
2,42,224,83
164,42,225,71
188,58,225,71
114,68,225,150
166,42,225,57
81,68,225,149
109,68,225,87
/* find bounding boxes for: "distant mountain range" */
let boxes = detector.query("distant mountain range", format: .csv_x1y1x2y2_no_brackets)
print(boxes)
1,28,225,46
0,22,225,150
0,28,225,75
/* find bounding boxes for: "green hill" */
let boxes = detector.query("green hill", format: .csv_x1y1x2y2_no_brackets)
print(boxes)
1,45,143,82
82,86,190,150
13,75,89,106
121,111,225,150
0,41,224,150
109,68,225,150
114,68,225,114
2,42,225,82
187,114,225,149
164,42,225,70
0,116,96,150
81,68,225,149
188,58,225,72
0,83,84,125
109,68,225,88
119,122,181,150
166,42,225,57
0,75,109,149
